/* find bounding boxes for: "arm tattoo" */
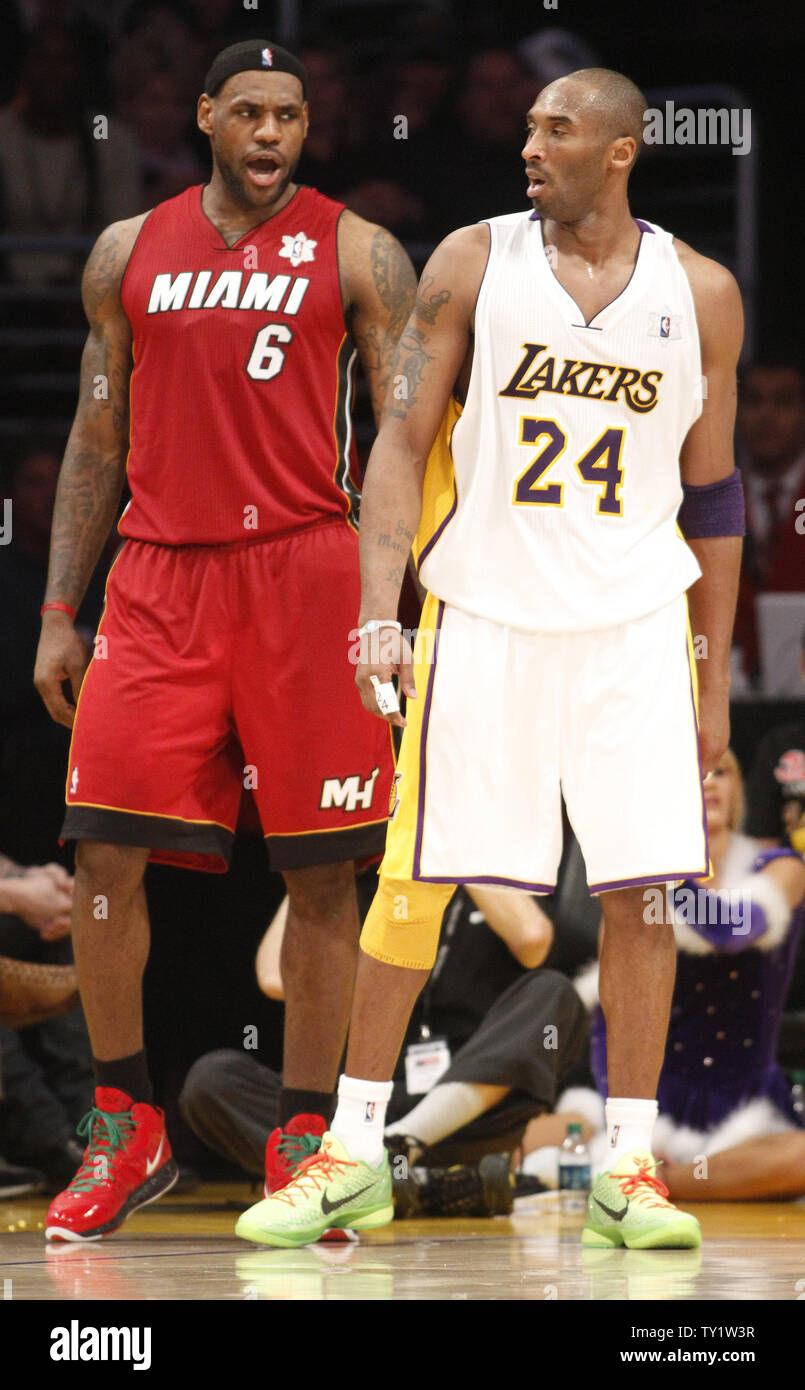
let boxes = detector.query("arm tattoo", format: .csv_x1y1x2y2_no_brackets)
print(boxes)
383,273,453,421
371,228,416,341
82,225,129,320
377,532,410,557
385,325,435,420
378,519,414,588
353,322,381,375
359,228,417,418
414,275,451,325
46,225,133,609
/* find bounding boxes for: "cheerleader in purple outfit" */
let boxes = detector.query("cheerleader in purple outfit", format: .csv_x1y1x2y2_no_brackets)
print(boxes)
561,750,805,1200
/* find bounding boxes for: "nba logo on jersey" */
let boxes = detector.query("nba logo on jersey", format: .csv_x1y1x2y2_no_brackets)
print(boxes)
261,47,273,67
69,766,79,795
648,309,682,341
279,232,317,268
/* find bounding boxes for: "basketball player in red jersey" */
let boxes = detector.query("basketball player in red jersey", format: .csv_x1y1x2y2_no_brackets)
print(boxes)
33,41,416,1241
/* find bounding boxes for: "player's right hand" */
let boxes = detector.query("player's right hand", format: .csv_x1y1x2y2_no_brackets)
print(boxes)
34,613,91,728
13,869,74,936
355,625,416,728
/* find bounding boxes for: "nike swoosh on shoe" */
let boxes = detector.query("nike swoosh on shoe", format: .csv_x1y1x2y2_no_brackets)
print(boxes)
145,1135,165,1177
593,1196,629,1221
320,1182,375,1216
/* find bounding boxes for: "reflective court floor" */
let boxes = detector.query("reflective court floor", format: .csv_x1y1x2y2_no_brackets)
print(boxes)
2,1185,805,1301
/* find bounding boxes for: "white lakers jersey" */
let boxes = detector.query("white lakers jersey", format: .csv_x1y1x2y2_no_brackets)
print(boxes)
417,213,704,631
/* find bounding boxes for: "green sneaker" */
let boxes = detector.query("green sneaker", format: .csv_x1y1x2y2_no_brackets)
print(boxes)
582,1150,701,1250
235,1132,393,1248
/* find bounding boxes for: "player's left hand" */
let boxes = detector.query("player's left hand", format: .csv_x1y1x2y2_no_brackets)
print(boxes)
697,684,730,775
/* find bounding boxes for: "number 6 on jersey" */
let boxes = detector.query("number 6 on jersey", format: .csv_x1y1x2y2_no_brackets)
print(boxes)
246,322,294,380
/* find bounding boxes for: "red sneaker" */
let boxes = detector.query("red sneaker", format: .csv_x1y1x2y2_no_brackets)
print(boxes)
45,1087,178,1242
264,1114,327,1197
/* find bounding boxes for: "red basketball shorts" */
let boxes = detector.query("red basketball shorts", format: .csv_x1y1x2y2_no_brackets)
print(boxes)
62,519,394,873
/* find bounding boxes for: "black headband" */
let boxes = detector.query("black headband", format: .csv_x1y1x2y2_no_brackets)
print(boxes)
204,41,307,100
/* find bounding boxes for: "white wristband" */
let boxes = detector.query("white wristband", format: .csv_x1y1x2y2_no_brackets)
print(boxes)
357,619,402,639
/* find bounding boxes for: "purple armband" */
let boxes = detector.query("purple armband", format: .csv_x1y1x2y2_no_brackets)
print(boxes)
678,469,745,539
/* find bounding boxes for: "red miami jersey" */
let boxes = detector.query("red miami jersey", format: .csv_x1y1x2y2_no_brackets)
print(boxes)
119,184,361,544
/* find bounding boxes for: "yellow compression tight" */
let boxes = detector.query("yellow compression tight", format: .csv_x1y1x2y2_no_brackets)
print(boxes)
360,875,456,971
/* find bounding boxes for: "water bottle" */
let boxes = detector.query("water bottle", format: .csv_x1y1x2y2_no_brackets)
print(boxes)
559,1123,591,1211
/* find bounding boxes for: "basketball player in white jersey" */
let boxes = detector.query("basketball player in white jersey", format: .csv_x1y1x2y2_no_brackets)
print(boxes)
236,68,744,1249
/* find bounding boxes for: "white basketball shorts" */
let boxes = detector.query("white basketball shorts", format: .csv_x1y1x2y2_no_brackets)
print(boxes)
381,591,709,892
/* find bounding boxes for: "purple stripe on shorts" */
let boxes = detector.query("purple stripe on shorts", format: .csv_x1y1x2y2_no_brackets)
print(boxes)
413,599,445,878
417,480,458,573
685,606,711,872
591,609,709,894
588,868,711,894
414,872,556,892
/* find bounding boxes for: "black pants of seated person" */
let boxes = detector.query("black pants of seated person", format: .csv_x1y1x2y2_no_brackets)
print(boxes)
179,970,588,1174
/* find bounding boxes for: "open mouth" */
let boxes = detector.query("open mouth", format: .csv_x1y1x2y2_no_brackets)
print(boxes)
245,154,283,187
526,172,547,195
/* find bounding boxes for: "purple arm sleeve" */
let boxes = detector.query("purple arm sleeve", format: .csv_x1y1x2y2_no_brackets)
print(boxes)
677,469,746,538
673,850,801,953
672,882,767,952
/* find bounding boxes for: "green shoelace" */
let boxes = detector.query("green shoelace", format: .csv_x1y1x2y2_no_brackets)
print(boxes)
276,1132,322,1168
68,1107,137,1192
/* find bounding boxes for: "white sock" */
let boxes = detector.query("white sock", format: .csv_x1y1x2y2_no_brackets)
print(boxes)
385,1082,488,1156
520,1145,560,1188
331,1075,394,1166
605,1097,658,1165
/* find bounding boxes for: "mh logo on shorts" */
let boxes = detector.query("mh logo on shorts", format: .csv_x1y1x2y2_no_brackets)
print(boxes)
320,767,379,812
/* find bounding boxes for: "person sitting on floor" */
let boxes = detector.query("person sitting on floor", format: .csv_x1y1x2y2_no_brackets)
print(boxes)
0,850,91,1191
180,871,589,1216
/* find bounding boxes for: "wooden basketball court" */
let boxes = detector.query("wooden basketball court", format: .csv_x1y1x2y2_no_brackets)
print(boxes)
3,1184,804,1301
